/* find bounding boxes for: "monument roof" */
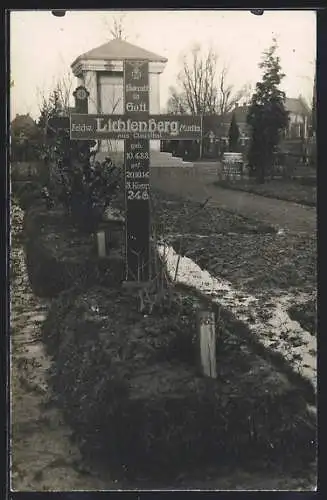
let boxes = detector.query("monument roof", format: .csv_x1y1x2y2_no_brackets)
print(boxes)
72,38,167,67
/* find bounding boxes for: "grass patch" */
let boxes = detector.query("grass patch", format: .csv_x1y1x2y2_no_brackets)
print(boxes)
151,189,276,236
213,178,316,207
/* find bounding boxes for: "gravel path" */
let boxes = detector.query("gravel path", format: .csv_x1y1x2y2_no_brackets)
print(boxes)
153,167,316,234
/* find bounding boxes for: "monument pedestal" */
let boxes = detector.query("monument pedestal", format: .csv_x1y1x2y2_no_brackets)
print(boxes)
95,150,193,168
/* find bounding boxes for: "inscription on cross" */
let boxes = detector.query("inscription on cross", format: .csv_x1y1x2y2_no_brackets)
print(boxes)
124,60,150,282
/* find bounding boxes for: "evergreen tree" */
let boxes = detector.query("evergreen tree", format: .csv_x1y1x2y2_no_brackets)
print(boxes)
228,113,240,151
246,38,289,183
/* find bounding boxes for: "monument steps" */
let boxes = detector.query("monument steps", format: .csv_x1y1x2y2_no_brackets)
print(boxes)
151,151,193,167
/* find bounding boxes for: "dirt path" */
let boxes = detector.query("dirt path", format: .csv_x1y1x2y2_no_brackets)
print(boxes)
155,166,316,234
11,243,118,491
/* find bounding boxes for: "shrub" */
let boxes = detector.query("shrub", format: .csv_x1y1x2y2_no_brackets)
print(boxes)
13,181,44,211
47,130,123,232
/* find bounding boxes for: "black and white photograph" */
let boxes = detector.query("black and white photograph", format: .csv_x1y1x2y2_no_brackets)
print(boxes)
9,9,317,491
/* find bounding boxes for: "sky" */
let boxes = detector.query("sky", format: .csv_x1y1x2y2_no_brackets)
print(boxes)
10,9,316,120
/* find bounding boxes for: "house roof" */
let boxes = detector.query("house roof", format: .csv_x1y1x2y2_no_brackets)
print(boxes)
223,105,249,123
285,97,310,116
11,114,39,137
71,38,167,67
11,113,36,127
223,97,310,126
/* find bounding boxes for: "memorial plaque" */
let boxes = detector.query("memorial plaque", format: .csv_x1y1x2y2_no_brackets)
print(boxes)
70,113,202,141
124,60,149,114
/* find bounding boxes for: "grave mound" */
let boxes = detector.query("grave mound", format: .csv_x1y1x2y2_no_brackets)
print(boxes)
24,204,124,297
42,286,315,480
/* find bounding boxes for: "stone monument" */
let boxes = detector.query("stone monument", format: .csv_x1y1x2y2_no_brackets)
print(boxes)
71,38,188,167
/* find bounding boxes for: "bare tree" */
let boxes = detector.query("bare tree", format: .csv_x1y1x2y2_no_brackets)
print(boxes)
167,44,249,116
166,86,188,114
36,71,74,122
217,67,252,115
103,13,127,40
55,73,74,113
36,71,74,149
177,45,218,114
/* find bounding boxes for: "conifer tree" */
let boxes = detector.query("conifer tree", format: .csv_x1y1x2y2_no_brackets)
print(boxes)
228,113,240,151
247,38,289,183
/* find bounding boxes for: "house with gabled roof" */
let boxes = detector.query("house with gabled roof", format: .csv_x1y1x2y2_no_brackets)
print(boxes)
221,96,311,145
284,97,311,140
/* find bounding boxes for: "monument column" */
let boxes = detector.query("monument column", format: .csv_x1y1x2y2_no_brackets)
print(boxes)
149,69,161,153
83,70,98,113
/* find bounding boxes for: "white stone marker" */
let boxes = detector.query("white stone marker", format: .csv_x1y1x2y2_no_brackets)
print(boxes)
197,309,217,378
97,230,106,258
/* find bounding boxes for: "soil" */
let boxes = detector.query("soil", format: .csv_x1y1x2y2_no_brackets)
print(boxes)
288,300,317,336
169,232,316,297
151,191,275,237
10,198,317,491
152,191,316,299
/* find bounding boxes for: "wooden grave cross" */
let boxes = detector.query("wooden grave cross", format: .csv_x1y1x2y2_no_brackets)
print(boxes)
69,60,203,286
